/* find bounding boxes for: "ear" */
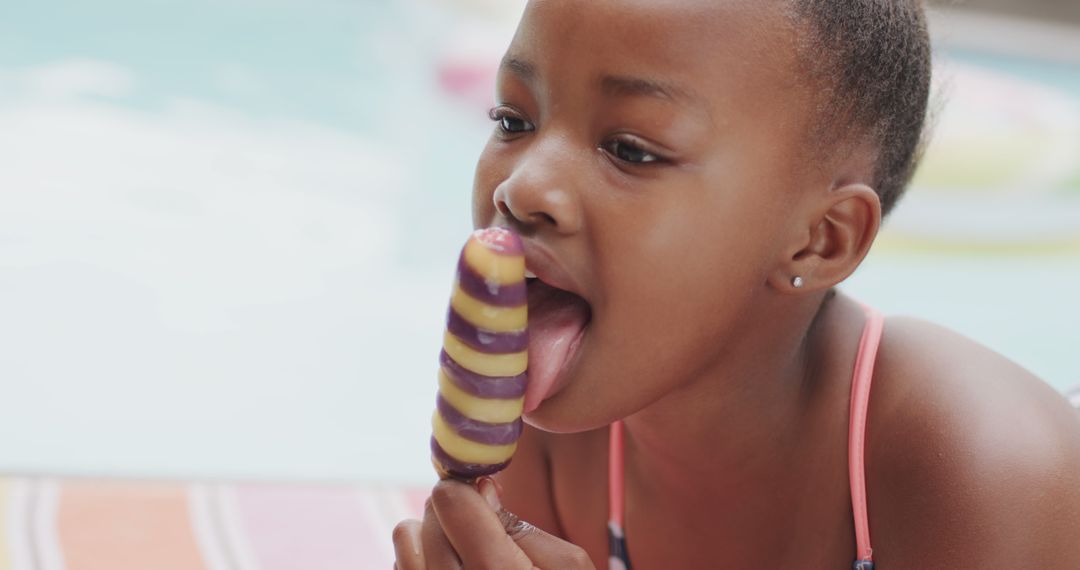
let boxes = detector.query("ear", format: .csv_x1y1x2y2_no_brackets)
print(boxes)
768,183,881,293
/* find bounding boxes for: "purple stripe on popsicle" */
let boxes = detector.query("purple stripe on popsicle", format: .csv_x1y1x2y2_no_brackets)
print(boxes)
456,257,527,307
431,437,511,479
446,308,528,354
436,394,523,445
440,351,527,399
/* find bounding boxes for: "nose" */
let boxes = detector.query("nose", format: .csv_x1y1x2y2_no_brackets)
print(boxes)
492,139,583,235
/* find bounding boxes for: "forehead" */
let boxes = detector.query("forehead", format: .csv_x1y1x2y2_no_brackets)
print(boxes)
508,0,803,113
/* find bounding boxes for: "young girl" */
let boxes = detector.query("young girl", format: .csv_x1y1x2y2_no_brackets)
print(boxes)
393,1,1080,568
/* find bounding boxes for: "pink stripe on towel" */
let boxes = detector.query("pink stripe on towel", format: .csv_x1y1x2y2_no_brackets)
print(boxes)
403,487,429,519
231,484,391,570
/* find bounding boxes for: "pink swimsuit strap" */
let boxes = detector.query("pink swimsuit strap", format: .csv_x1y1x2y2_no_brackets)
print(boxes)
849,304,884,563
608,304,885,569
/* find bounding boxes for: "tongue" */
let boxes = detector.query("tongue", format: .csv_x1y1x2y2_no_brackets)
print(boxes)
525,281,590,414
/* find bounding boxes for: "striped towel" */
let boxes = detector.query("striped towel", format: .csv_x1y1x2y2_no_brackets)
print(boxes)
0,477,427,570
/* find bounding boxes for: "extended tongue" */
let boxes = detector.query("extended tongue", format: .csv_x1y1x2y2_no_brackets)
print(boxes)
524,282,590,413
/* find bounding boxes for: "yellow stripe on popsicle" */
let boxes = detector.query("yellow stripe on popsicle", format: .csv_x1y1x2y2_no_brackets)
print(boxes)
464,238,527,286
438,370,524,424
443,332,527,378
449,284,527,332
432,413,518,465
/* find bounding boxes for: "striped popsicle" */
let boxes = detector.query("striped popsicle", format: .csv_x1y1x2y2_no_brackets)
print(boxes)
431,227,528,480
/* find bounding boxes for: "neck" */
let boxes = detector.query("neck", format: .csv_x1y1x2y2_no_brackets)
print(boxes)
623,289,838,498
616,290,864,568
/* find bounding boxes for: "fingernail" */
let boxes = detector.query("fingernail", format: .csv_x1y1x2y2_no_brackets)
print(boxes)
479,477,501,511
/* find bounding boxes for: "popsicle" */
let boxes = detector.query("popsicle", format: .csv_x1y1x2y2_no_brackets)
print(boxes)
431,227,528,480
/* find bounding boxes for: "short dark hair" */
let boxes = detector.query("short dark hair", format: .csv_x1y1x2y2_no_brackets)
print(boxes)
787,0,933,215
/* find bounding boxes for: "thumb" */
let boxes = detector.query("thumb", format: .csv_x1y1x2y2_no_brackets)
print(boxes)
479,479,596,570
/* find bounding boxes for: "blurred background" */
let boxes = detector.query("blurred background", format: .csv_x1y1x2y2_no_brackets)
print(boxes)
1,0,1078,488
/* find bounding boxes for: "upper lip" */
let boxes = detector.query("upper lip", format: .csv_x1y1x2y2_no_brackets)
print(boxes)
521,239,585,300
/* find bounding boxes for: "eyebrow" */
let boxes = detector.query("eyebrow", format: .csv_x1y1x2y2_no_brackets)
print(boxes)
499,57,538,82
498,57,697,107
601,75,694,105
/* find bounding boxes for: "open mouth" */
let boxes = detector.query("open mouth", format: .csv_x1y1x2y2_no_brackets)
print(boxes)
524,277,592,414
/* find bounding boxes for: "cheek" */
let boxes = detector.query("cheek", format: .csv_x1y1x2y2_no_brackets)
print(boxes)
599,196,768,361
625,243,753,351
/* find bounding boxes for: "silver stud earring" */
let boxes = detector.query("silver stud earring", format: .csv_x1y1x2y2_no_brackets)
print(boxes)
792,276,804,289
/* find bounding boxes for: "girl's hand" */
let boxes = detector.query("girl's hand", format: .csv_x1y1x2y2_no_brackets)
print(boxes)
392,477,595,570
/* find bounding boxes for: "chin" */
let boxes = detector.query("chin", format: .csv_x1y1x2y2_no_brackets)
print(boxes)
522,381,620,434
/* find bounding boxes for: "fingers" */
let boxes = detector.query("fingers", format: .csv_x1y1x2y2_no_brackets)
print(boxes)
392,519,425,570
392,501,467,570
430,479,534,569
418,478,594,570
421,497,463,569
498,509,595,570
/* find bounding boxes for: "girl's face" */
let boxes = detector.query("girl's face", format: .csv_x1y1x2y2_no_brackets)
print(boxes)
473,0,820,433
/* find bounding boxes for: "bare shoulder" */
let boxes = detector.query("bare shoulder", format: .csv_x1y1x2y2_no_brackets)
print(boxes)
865,316,1080,568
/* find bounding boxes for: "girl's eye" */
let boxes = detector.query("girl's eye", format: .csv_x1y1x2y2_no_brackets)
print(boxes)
500,116,533,133
602,139,662,164
489,108,535,135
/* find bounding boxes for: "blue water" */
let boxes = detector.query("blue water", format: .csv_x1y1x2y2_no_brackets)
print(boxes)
0,1,1077,485
952,49,1080,95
